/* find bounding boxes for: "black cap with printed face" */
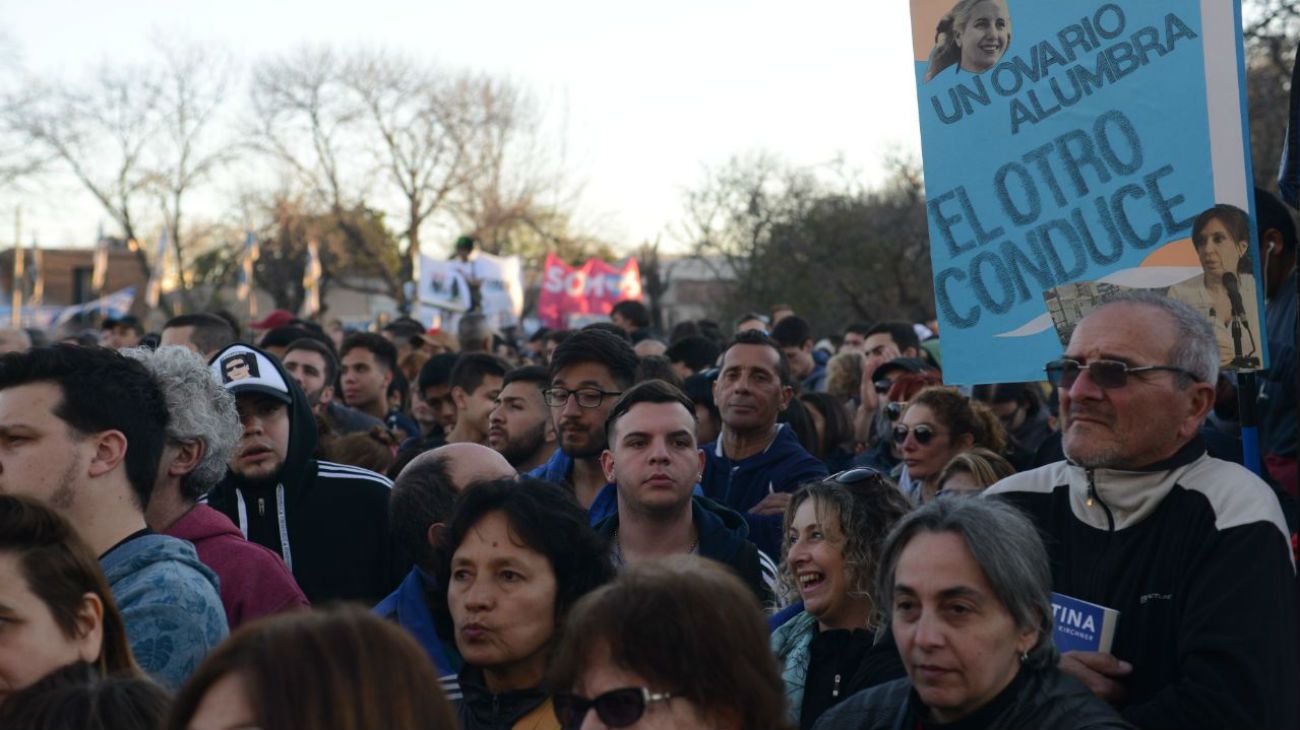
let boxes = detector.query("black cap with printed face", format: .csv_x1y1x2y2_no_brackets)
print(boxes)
211,344,293,404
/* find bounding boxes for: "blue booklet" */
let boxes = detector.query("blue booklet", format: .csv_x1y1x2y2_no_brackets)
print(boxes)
1051,592,1120,653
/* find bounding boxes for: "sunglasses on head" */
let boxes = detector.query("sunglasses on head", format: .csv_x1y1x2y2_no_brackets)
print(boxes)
893,424,940,446
553,687,674,729
1044,358,1199,390
824,466,886,486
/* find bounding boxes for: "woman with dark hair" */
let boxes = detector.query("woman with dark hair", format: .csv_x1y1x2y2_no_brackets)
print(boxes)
550,556,791,730
1167,203,1263,367
895,387,1006,505
164,605,455,730
800,392,856,472
0,494,139,708
0,662,168,730
817,498,1132,730
772,470,914,728
923,0,1012,82
432,477,614,729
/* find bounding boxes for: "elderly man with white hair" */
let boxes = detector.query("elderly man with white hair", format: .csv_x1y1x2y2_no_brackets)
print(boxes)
128,345,308,628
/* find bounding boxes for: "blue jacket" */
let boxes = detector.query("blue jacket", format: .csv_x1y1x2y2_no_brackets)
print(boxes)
100,533,227,690
594,496,777,606
701,424,828,556
529,449,622,525
374,567,462,675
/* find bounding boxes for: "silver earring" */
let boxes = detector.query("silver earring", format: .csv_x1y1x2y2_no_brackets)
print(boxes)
1020,651,1029,663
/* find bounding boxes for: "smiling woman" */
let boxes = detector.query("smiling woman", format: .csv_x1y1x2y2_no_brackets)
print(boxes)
923,0,1013,83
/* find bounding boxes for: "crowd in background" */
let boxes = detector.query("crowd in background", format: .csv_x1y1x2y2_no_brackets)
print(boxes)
0,186,1294,730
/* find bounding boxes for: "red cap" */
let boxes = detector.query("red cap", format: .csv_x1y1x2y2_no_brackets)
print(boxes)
249,309,296,330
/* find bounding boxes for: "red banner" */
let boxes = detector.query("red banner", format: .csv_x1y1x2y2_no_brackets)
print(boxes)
536,253,642,329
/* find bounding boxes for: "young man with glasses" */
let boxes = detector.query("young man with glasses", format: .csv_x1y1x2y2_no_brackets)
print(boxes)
987,291,1296,730
529,327,639,518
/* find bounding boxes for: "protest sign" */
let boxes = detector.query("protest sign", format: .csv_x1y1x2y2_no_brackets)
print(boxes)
910,0,1267,383
419,252,525,329
536,253,642,330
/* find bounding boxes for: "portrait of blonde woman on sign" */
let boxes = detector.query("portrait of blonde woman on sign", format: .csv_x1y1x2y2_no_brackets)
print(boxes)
1166,204,1265,369
923,0,1012,83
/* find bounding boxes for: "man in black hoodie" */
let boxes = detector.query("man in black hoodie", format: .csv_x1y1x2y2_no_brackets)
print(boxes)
206,343,403,604
597,379,776,605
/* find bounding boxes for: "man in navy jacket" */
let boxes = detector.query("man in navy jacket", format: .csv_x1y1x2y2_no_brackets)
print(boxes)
700,329,827,556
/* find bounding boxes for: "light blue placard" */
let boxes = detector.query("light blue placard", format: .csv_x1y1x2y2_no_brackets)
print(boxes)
912,1,1266,383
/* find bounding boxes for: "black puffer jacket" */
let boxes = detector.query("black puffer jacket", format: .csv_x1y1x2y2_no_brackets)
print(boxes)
813,667,1133,730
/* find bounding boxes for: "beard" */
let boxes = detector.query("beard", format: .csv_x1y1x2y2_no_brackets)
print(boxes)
559,422,606,460
498,420,549,467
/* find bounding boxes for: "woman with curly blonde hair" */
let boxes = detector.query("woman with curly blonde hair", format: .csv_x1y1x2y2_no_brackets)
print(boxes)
771,469,914,729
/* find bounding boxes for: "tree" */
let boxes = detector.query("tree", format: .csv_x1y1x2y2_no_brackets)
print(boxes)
1245,0,1300,190
681,154,933,336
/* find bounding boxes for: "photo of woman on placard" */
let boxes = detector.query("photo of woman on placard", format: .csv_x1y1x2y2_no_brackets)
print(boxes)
923,0,1012,82
1166,203,1263,369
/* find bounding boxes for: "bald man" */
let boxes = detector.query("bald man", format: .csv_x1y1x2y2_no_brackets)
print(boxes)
374,443,515,674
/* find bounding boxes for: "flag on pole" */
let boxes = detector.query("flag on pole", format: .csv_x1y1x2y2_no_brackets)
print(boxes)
302,237,321,317
145,228,170,309
30,241,42,307
237,231,259,318
91,229,109,296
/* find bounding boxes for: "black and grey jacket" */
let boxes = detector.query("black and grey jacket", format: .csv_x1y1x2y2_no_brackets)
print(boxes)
986,437,1298,730
207,344,404,605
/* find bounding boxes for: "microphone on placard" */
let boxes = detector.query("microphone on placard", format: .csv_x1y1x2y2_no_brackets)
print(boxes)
1222,272,1247,318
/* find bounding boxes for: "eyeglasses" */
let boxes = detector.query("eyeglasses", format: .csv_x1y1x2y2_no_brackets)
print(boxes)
893,424,941,446
825,467,886,486
1044,358,1199,390
543,387,623,409
553,687,674,729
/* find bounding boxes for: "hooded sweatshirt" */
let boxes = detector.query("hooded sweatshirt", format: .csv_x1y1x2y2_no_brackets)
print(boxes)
100,533,227,690
594,495,777,606
165,504,309,628
701,424,828,556
206,344,405,604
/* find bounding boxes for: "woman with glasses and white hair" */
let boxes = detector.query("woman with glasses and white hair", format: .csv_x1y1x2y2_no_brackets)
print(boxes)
771,470,914,729
816,497,1132,730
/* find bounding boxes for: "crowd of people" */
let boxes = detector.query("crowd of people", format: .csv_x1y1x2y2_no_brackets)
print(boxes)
0,186,1294,730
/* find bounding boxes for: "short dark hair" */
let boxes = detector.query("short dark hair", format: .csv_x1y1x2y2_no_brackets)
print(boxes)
635,355,684,391
162,313,237,354
284,337,340,387
340,332,398,373
417,352,459,394
972,382,1042,418
258,325,311,351
1255,187,1297,254
550,328,639,389
843,322,871,338
770,315,812,348
389,455,457,571
503,364,550,389
683,370,720,424
721,329,792,386
610,300,651,329
665,336,720,374
382,317,426,340
605,379,697,444
431,478,613,639
581,321,632,342
799,392,853,457
866,321,921,353
449,353,509,395
0,346,168,508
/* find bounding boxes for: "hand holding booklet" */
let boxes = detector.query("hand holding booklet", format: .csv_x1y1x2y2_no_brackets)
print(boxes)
1051,592,1120,654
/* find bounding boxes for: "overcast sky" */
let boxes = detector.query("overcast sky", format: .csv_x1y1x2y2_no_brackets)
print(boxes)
4,0,923,255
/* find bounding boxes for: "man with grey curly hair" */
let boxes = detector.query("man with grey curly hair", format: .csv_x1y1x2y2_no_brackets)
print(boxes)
986,291,1296,730
128,346,308,627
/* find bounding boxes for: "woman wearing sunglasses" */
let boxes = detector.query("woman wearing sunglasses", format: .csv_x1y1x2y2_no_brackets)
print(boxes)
894,387,1006,505
549,556,790,730
770,470,914,729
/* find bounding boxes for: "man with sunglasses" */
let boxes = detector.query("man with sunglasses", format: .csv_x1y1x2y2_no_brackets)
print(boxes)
529,327,639,521
987,292,1296,730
